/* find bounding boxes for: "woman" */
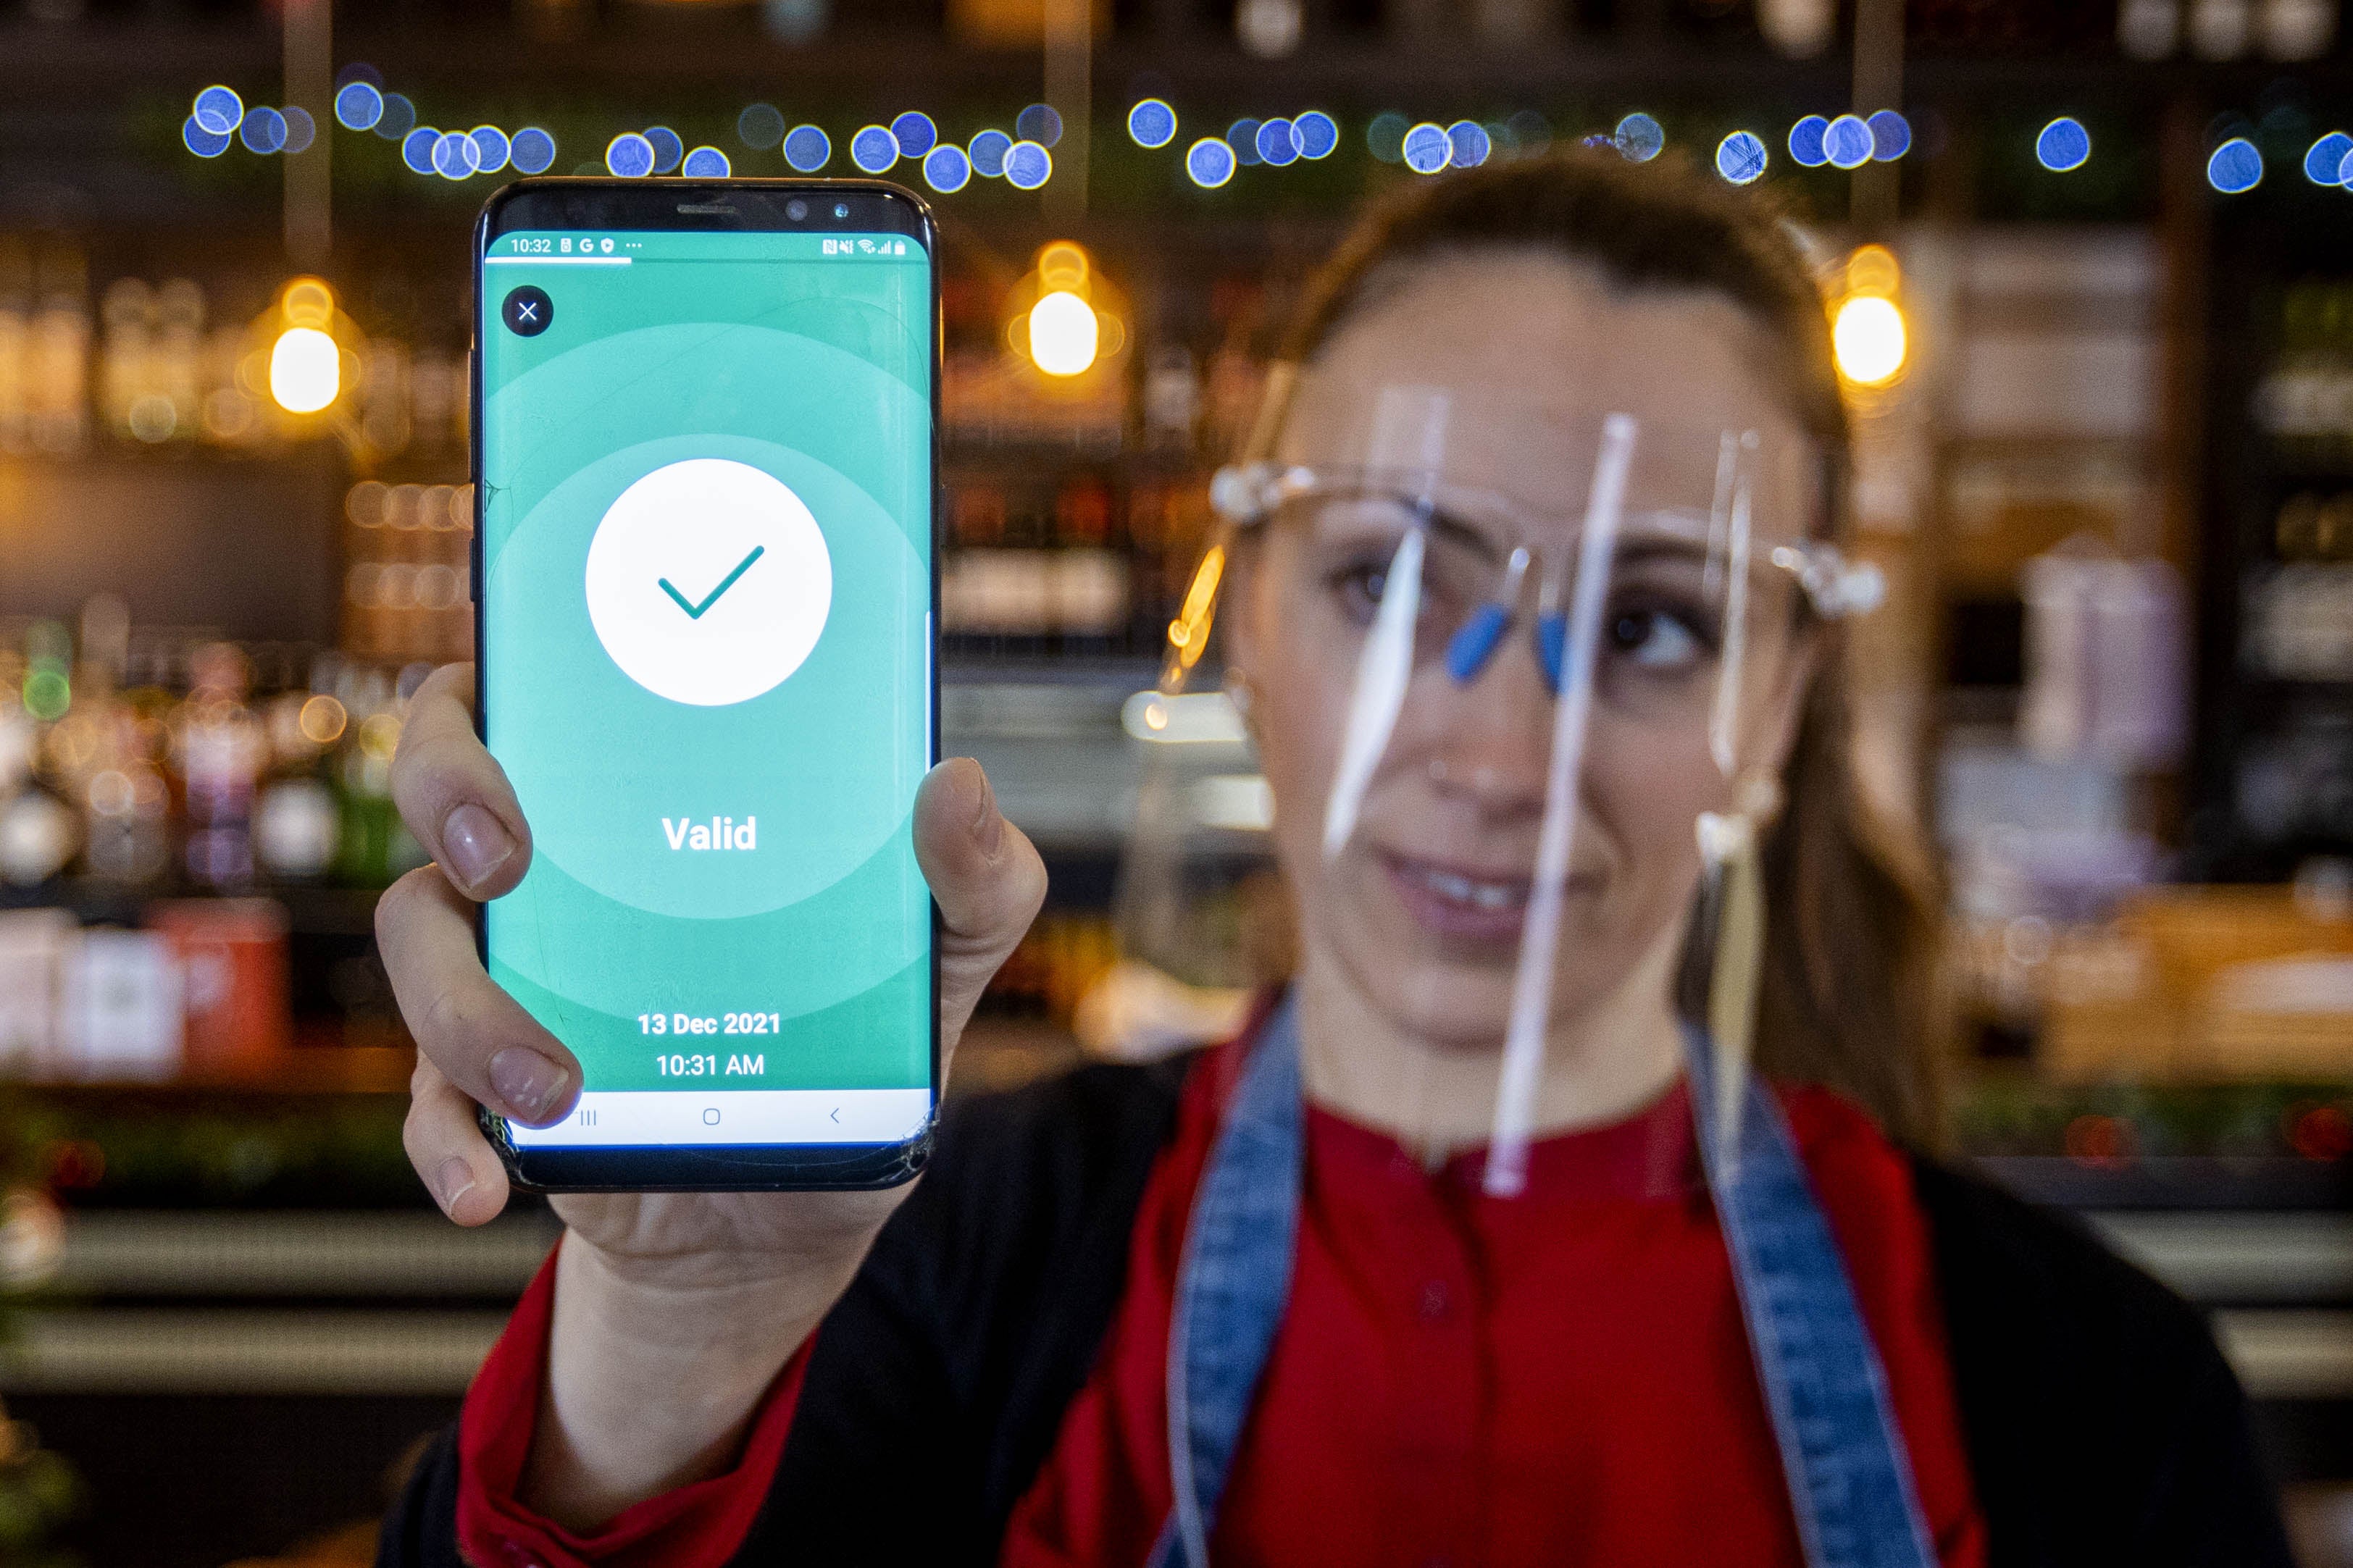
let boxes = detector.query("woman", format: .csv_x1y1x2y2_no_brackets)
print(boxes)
375,152,2290,1568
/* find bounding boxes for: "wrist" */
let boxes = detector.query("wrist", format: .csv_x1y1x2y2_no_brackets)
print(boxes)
522,1236,840,1528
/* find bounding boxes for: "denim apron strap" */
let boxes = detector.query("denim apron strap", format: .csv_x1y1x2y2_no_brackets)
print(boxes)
1150,996,1935,1568
1681,1023,1938,1568
1148,994,1305,1568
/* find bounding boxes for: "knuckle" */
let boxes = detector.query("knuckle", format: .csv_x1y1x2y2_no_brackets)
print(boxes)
418,978,479,1054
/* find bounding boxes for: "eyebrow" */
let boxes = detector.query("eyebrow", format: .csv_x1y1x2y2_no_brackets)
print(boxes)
1304,490,1795,572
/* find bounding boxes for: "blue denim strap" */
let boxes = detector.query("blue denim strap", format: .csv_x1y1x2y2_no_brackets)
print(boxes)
1149,995,1304,1568
1684,1023,1938,1568
1151,997,1935,1568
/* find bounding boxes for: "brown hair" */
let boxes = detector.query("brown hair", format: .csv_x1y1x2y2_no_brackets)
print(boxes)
1269,148,1945,1146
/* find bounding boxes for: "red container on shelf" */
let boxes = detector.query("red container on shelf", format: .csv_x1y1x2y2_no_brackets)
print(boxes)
143,898,291,1077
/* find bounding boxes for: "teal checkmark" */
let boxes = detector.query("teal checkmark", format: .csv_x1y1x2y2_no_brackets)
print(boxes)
659,545,766,620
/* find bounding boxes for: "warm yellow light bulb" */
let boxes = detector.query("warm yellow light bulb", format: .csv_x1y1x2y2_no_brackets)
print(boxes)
269,327,340,413
1028,290,1099,377
1831,295,1907,387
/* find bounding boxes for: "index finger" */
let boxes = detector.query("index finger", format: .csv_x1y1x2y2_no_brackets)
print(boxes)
390,663,534,902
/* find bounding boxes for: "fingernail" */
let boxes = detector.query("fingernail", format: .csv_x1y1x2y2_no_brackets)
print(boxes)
434,1156,477,1215
441,804,516,892
969,768,1003,855
489,1047,571,1124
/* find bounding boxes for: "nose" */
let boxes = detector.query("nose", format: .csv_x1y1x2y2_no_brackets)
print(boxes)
1413,632,1555,818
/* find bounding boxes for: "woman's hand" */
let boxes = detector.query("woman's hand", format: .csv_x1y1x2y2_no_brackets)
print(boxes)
376,663,1047,1527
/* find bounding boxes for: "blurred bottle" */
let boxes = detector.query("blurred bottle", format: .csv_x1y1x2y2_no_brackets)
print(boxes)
146,899,291,1076
28,243,88,456
57,928,180,1081
0,238,27,454
1142,346,1200,456
2258,0,2335,57
2021,542,2189,771
174,643,264,889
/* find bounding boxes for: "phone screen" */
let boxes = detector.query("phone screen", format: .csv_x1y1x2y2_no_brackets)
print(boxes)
475,219,934,1160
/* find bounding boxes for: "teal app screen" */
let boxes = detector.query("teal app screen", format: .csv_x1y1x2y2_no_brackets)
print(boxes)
477,227,933,1149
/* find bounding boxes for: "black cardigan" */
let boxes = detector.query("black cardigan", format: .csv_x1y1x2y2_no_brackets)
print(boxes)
381,1058,2297,1568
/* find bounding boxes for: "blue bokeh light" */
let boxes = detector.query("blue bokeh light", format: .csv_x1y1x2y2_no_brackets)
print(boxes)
1003,138,1052,190
890,112,937,158
606,132,656,178
968,129,1011,177
923,143,971,193
241,106,288,154
2036,117,2091,172
644,127,684,175
183,117,230,158
376,93,417,141
193,86,243,137
1716,130,1768,185
1294,109,1338,159
1447,120,1491,169
682,146,731,177
510,127,556,175
1229,119,1263,167
471,125,510,173
850,125,900,173
1366,111,1409,164
334,81,383,132
2207,137,2263,193
432,130,480,180
1257,117,1300,167
1867,109,1911,161
401,126,440,175
1614,112,1664,162
2307,133,2353,185
1129,98,1177,149
784,125,831,172
283,106,316,154
1016,104,1062,148
1402,121,1452,175
1823,114,1874,169
1788,115,1829,167
1185,137,1236,188
737,104,785,150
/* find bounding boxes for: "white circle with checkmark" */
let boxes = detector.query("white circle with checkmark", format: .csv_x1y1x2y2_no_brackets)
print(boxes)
583,458,832,707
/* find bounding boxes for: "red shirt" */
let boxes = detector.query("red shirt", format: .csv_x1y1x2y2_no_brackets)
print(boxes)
458,1049,1988,1568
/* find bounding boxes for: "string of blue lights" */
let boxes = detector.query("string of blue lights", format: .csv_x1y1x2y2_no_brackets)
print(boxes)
177,77,2344,200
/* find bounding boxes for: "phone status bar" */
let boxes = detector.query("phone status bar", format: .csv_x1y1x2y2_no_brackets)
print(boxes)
486,231,924,264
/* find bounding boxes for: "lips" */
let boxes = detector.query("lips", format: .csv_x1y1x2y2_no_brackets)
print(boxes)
1378,852,1537,944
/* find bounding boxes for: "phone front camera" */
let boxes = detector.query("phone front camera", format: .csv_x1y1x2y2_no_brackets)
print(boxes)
833,203,849,219
786,199,808,221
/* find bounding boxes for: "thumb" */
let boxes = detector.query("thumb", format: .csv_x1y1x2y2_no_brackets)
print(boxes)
914,758,1047,1055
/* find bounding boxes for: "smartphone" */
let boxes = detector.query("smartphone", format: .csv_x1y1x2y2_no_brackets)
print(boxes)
470,179,939,1190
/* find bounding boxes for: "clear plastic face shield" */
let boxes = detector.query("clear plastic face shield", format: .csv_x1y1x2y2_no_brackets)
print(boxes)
1171,374,1881,1191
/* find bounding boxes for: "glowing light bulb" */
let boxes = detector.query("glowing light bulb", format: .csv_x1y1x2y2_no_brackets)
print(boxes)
1028,290,1099,377
1831,294,1907,387
269,327,340,413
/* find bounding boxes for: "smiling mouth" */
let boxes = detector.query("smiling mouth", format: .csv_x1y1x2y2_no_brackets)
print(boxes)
1376,852,1544,943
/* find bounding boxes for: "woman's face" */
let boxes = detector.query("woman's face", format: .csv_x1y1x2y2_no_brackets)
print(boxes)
1229,251,1821,1049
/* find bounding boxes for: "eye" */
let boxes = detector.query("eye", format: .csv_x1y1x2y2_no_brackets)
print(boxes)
1326,560,1390,623
1610,606,1707,671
